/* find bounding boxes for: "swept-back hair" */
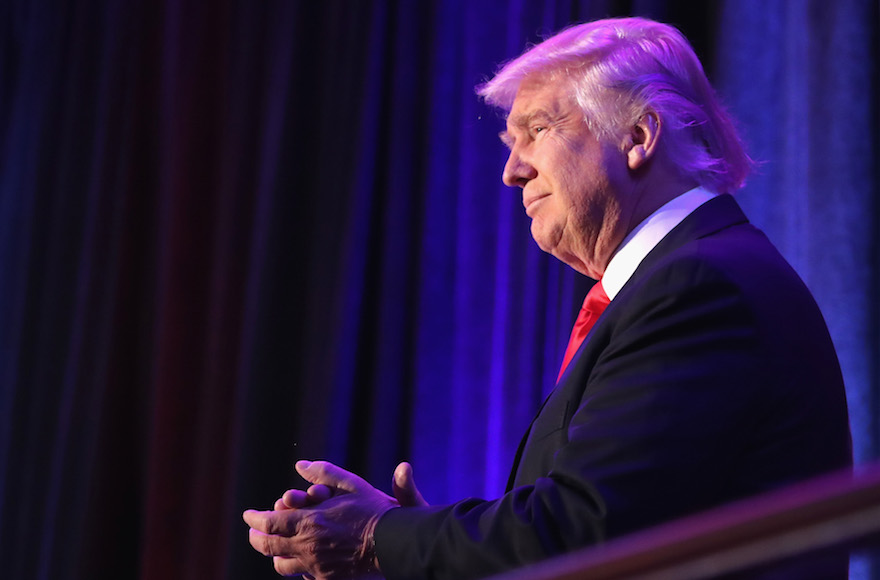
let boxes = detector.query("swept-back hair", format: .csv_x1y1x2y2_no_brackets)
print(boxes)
477,17,751,194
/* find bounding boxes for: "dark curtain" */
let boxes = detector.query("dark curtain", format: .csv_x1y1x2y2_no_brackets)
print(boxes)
0,1,877,579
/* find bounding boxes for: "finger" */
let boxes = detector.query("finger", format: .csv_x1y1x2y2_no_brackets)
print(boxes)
295,460,367,493
248,527,300,558
392,462,428,507
274,498,287,511
281,489,311,509
243,509,300,536
306,484,333,504
272,555,309,577
278,484,332,510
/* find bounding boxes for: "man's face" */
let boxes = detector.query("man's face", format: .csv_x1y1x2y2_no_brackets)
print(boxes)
501,76,631,279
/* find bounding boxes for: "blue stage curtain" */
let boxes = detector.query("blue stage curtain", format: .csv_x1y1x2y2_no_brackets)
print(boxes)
0,1,876,579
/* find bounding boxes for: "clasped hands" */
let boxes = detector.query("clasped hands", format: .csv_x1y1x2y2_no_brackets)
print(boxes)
243,460,427,579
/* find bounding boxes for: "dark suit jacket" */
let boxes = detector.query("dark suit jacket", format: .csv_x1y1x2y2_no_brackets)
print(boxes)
375,195,852,580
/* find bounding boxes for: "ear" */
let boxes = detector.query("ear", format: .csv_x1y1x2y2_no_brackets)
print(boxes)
624,111,661,171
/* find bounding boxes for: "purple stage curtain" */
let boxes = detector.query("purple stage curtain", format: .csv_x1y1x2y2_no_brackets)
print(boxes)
0,1,877,579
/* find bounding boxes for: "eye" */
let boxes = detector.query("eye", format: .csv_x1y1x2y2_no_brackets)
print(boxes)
531,126,547,138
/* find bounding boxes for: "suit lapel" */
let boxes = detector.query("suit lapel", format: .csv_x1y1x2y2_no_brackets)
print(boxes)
505,195,750,489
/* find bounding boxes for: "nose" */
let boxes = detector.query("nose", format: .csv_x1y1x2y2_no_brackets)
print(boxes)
502,148,537,188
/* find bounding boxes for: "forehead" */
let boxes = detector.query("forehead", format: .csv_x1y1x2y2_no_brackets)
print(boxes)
506,76,578,129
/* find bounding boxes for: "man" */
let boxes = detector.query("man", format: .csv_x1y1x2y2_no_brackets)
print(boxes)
244,17,852,579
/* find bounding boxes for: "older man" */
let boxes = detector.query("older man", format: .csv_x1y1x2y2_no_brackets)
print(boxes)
244,17,851,579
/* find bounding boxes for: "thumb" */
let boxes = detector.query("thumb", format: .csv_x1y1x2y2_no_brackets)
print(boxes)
295,460,366,494
392,462,428,507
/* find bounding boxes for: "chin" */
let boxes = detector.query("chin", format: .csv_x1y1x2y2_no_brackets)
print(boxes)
530,225,546,250
552,251,591,277
531,234,556,255
530,221,559,254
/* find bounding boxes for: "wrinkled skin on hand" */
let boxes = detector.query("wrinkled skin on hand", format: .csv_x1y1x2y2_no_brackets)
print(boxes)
244,460,426,579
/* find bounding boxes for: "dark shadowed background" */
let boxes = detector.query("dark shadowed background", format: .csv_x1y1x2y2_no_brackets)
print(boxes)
1,0,878,578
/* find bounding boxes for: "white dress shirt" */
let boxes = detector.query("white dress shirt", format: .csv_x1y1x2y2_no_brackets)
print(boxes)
602,187,718,300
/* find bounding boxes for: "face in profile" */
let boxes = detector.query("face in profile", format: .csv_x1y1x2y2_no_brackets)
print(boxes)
501,76,631,279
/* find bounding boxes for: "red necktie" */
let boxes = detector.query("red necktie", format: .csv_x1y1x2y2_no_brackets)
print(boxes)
557,281,610,382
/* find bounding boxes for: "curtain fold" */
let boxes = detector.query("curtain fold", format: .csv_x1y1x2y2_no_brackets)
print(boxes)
716,0,878,465
0,1,877,579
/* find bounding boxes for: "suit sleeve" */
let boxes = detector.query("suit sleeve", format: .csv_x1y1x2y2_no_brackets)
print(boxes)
374,247,850,580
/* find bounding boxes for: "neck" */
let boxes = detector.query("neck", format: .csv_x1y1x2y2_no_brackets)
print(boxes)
591,172,698,280
623,157,699,240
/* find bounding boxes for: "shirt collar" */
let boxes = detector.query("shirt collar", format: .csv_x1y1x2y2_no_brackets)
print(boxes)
602,187,718,300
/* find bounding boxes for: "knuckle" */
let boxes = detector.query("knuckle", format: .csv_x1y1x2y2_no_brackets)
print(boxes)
293,516,318,540
312,461,330,478
267,511,297,536
267,532,295,558
305,540,320,558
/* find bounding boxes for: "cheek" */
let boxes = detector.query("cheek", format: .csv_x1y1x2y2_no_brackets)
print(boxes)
560,165,600,209
568,168,617,228
551,160,586,202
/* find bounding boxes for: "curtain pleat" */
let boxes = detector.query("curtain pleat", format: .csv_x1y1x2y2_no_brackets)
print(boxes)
0,1,876,579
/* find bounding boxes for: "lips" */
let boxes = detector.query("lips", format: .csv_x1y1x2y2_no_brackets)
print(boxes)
523,193,550,217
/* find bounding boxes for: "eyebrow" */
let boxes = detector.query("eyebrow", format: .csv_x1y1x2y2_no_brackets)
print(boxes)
498,110,554,149
498,131,514,149
507,110,552,129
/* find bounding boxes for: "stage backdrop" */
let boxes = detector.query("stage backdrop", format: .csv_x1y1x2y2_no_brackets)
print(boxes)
0,1,877,579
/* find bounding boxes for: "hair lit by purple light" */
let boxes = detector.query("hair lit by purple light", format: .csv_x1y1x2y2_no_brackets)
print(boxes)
477,17,752,194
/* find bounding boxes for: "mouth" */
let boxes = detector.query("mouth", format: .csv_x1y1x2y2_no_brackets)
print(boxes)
524,194,550,217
